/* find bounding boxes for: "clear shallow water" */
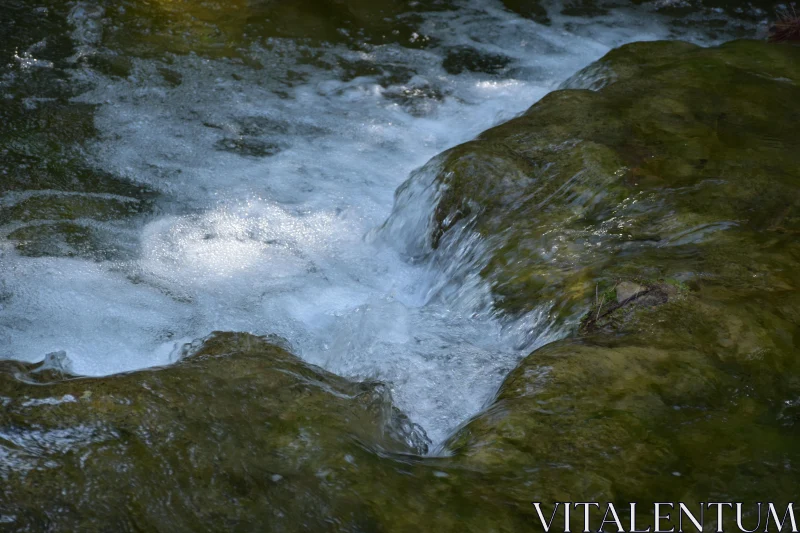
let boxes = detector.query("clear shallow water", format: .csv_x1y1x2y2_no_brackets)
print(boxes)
0,0,751,444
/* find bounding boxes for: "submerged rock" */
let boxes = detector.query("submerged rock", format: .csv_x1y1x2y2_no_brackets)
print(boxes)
614,281,647,304
97,0,454,59
500,0,551,24
441,46,513,75
0,18,158,261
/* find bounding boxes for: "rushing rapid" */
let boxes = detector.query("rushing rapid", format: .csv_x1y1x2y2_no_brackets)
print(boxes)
0,0,759,444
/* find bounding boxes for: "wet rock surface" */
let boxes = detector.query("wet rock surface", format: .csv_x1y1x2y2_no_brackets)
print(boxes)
3,0,800,530
0,4,159,260
419,38,800,523
0,332,432,531
427,39,800,321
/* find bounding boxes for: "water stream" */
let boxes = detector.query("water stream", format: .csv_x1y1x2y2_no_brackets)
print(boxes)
0,0,763,444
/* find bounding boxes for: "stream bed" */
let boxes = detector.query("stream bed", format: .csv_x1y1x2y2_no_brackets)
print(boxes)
2,1,798,531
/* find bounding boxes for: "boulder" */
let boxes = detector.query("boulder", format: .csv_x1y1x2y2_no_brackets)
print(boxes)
418,39,800,524
0,332,432,531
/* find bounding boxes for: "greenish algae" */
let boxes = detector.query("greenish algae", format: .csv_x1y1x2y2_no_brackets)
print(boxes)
0,98,157,259
431,39,800,320
96,0,455,60
0,332,429,531
418,38,800,528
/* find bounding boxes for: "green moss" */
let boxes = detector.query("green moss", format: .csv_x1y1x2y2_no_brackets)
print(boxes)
413,39,800,528
0,333,433,530
425,40,800,321
96,0,455,60
664,277,690,292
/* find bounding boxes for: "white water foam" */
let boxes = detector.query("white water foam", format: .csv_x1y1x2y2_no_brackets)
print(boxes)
0,0,739,444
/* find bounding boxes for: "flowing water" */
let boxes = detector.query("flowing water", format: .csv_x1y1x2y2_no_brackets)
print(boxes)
0,0,766,445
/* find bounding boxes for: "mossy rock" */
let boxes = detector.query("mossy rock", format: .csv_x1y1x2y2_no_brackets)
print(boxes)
445,282,800,526
0,194,147,225
388,39,800,526
0,332,435,531
97,0,455,59
420,39,800,320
